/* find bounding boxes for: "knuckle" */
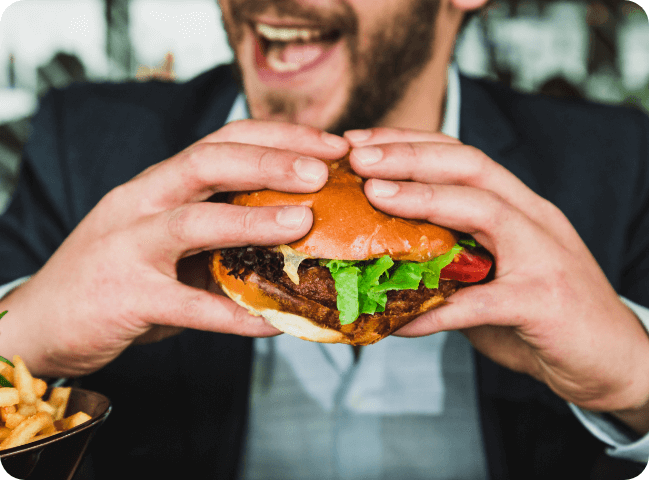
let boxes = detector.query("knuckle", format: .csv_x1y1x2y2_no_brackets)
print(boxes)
184,142,211,171
167,205,194,242
463,146,491,184
231,305,253,326
256,149,279,176
419,184,435,206
477,191,508,231
179,293,203,322
238,207,260,234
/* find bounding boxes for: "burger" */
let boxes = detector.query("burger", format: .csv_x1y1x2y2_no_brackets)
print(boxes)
210,156,492,345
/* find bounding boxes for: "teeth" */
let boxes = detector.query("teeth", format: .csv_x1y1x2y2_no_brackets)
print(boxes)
255,23,323,42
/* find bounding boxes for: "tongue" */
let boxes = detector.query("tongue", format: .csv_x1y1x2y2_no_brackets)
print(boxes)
266,42,326,72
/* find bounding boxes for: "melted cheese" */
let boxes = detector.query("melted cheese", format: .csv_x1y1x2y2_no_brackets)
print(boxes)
279,245,312,285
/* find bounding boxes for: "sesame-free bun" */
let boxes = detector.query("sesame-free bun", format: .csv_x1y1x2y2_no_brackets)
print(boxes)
230,156,457,262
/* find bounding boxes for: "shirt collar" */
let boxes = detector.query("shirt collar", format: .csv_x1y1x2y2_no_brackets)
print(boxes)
224,63,461,138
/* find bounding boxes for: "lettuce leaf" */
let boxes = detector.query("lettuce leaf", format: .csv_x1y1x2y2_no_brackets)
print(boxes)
325,244,464,325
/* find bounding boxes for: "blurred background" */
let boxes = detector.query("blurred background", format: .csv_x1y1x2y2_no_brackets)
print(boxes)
0,0,648,211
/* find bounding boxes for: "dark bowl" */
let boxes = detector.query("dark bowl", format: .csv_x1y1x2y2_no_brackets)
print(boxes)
0,388,111,480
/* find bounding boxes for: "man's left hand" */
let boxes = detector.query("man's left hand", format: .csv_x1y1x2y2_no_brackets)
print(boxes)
345,127,649,434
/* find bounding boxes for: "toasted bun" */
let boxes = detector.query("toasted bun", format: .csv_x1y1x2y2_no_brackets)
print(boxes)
211,251,454,345
231,155,456,262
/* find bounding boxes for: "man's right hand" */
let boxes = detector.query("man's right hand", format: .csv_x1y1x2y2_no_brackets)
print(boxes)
0,120,349,377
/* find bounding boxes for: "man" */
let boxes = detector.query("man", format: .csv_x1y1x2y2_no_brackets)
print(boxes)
0,0,648,478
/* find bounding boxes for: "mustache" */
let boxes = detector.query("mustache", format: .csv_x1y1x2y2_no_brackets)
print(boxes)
230,0,357,33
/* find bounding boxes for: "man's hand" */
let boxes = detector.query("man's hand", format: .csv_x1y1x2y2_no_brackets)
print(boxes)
0,120,349,378
345,127,649,433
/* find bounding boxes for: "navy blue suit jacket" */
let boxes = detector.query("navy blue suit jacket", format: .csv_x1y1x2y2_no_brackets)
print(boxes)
1,64,648,479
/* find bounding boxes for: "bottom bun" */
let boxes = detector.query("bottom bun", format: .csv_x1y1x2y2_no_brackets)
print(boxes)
211,252,456,346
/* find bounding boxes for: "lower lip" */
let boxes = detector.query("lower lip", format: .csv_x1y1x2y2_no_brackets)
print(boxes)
254,36,341,85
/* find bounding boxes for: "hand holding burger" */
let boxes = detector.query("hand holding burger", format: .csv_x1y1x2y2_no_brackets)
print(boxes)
340,127,649,434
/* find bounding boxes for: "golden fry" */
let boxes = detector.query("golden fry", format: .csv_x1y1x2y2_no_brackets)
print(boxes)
32,378,47,398
13,356,37,405
39,424,57,436
0,427,11,441
0,405,16,422
48,387,71,421
36,399,56,416
0,412,53,450
56,411,92,431
0,388,19,407
5,413,26,429
17,404,37,417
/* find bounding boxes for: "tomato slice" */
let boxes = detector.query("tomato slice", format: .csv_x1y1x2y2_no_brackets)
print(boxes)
440,249,492,283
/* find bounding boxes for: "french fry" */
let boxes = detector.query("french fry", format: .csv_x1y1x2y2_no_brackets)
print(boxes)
0,427,11,441
0,388,19,407
56,411,92,431
39,424,57,436
1,405,16,422
5,413,26,429
17,403,37,417
0,412,53,450
33,378,47,398
36,399,56,416
12,356,36,405
48,387,71,421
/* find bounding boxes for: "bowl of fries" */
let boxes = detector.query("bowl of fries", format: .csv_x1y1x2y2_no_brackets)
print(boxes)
0,355,111,480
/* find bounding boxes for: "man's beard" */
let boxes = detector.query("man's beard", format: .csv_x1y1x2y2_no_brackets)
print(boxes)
221,0,440,135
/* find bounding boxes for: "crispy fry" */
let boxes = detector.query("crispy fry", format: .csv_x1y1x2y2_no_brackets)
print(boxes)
1,405,16,422
13,356,37,405
0,412,53,450
0,427,11,441
5,413,26,429
0,388,19,407
39,424,57,436
36,399,56,416
17,404,37,417
33,378,47,398
56,411,92,431
48,387,71,421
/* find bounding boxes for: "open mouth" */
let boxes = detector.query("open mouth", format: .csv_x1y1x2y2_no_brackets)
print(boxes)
253,22,343,74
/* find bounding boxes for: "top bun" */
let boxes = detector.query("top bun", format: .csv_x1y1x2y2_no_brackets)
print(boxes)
231,155,457,261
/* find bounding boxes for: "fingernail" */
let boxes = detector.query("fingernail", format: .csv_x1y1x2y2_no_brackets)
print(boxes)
353,146,383,166
321,132,348,149
370,179,399,198
294,157,326,184
276,206,307,229
345,129,372,143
